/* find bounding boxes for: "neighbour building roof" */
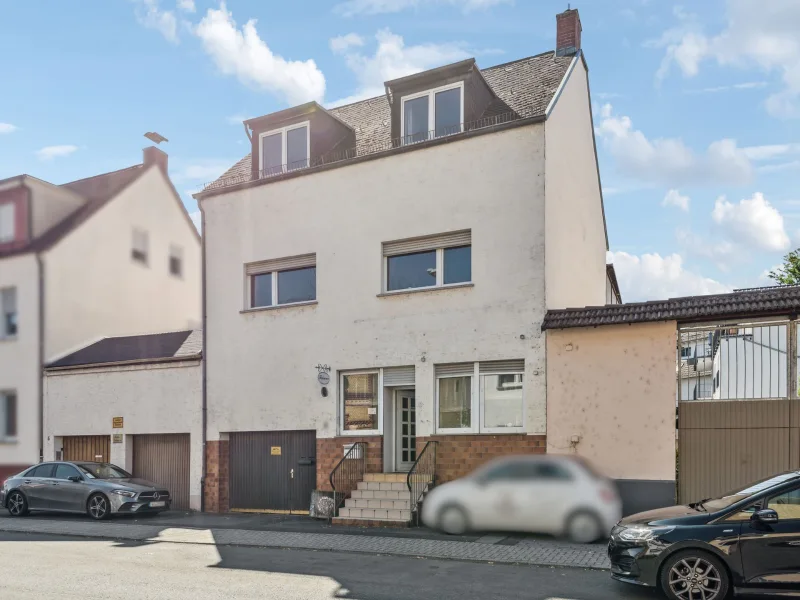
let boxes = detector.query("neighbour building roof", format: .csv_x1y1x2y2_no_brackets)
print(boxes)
542,285,800,330
606,263,622,303
46,329,202,370
204,51,573,193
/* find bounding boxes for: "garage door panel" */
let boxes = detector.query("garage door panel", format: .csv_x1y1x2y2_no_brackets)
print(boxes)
62,436,110,463
133,434,190,510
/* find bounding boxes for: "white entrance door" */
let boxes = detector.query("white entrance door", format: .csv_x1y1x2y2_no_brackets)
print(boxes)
395,390,416,472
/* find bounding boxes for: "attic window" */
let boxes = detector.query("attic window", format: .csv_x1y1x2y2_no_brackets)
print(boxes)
258,121,310,176
401,82,463,145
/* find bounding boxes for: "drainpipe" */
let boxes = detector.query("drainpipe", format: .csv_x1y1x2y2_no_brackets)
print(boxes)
36,252,45,463
200,202,208,512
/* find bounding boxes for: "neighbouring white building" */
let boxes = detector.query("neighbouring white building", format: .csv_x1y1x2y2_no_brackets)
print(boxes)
0,146,201,478
196,8,610,520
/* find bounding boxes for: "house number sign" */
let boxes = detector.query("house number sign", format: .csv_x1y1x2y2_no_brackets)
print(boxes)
316,364,331,386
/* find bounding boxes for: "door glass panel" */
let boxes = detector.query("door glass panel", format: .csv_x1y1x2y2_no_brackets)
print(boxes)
443,246,471,284
435,87,461,137
438,376,471,428
767,488,800,520
30,464,55,478
277,267,316,304
261,133,283,176
54,464,80,480
343,373,378,431
482,374,524,428
403,96,429,144
286,126,308,170
387,251,436,291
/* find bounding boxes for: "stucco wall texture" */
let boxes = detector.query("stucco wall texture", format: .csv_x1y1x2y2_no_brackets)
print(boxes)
546,322,677,482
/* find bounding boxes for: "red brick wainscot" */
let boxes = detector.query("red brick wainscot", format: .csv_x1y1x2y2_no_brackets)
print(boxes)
316,436,383,491
416,434,547,483
204,439,229,513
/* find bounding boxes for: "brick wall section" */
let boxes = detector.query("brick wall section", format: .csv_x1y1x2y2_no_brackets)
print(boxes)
417,434,546,484
204,440,229,513
556,9,581,55
316,436,383,491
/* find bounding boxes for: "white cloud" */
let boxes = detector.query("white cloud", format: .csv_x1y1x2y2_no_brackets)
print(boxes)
189,210,201,231
595,92,622,100
171,160,235,183
663,189,690,211
595,104,753,186
651,0,800,118
330,33,365,53
742,142,800,161
328,29,469,107
759,160,800,173
36,145,78,160
0,123,17,134
194,3,326,105
334,0,511,17
684,81,768,94
712,192,790,252
134,0,179,44
177,0,196,12
676,228,738,272
610,251,731,301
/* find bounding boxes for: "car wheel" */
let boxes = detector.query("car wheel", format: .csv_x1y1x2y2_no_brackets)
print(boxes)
660,549,729,600
6,491,29,517
438,505,469,535
566,511,602,543
87,493,110,521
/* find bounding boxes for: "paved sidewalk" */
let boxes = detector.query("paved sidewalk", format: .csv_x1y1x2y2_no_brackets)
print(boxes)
0,517,611,570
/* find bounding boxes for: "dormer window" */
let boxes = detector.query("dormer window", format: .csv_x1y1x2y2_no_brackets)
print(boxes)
401,82,463,145
259,121,310,176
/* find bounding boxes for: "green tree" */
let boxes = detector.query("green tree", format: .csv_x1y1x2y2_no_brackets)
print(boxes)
769,249,800,285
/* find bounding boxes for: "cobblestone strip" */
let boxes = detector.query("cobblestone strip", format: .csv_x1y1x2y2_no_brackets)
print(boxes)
0,519,610,570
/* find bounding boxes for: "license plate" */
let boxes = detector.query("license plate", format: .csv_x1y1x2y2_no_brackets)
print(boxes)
149,501,166,508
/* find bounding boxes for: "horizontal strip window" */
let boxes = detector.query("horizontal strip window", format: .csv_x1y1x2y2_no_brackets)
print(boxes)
246,254,316,309
383,231,471,293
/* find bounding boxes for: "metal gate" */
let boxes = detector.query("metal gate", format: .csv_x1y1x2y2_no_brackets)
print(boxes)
133,434,190,510
62,436,110,463
229,430,316,513
678,320,800,503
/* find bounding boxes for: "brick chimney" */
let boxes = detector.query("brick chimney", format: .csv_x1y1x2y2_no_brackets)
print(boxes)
143,146,168,175
556,7,582,57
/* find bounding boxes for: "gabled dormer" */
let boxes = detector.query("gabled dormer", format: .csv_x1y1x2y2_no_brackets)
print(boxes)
245,102,356,181
384,58,500,144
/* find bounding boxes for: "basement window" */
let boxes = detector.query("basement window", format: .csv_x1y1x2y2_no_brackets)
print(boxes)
401,82,463,145
259,122,310,177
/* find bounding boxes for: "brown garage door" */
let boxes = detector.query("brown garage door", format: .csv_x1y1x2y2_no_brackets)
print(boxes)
62,436,110,463
133,434,190,510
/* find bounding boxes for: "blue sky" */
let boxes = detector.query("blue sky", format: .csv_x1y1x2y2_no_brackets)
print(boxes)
1,0,798,301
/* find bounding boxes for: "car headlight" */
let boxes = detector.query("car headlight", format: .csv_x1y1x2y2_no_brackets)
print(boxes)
111,490,137,498
618,526,675,542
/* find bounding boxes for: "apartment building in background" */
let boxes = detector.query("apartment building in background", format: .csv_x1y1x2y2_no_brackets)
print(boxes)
0,146,201,479
196,8,609,522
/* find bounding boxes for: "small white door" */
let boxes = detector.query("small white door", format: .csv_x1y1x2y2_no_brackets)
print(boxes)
395,390,416,472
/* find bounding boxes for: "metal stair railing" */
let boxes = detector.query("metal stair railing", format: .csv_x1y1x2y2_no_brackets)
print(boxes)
406,441,438,526
329,442,367,522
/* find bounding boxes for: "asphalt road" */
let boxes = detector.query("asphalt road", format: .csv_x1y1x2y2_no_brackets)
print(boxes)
0,531,654,600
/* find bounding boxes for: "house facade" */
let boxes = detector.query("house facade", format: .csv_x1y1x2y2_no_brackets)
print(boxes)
0,147,201,478
197,9,609,519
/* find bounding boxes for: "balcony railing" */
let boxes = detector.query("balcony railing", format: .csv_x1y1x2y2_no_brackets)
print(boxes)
202,109,532,192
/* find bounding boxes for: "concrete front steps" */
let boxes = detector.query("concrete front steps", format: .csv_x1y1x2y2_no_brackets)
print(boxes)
333,473,431,526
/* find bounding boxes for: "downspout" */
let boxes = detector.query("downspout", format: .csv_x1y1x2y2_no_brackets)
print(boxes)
200,201,208,512
36,252,44,463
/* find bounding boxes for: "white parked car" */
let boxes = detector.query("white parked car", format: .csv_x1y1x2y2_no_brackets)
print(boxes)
421,454,621,543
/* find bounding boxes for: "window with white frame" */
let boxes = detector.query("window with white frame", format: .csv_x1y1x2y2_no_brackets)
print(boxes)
0,203,14,243
435,360,525,434
246,253,316,309
341,371,380,433
132,228,148,264
383,230,471,293
259,121,310,176
169,245,183,277
401,82,463,144
0,391,16,440
1,288,17,338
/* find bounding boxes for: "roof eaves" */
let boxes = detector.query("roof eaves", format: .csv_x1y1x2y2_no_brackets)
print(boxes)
45,353,202,372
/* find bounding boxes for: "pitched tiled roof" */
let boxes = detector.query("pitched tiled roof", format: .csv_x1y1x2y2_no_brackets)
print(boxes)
542,286,800,330
210,52,572,189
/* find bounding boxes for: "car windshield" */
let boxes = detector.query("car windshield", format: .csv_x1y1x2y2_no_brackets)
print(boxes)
76,463,131,480
695,472,800,512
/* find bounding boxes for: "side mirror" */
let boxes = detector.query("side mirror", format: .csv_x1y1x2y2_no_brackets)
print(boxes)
753,508,779,524
68,476,82,483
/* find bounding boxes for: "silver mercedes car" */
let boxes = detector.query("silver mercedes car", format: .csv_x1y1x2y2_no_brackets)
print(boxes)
1,461,171,520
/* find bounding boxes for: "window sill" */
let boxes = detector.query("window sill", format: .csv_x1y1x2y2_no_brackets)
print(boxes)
377,282,474,298
0,437,18,445
0,335,18,343
240,300,318,314
338,431,381,437
432,430,526,436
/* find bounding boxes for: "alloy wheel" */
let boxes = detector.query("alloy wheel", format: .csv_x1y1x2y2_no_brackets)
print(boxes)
88,495,108,519
567,512,601,543
8,493,25,516
668,557,723,600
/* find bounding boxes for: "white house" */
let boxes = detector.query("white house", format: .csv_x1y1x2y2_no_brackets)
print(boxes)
195,8,610,521
0,146,201,479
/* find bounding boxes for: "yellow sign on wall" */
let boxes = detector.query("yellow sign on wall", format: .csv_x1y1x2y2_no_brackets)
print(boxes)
270,446,281,456
112,417,124,429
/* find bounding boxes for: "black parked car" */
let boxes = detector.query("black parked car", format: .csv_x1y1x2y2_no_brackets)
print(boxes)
609,471,800,599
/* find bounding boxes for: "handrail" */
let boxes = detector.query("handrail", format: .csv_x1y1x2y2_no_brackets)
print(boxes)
406,441,438,526
329,441,367,522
